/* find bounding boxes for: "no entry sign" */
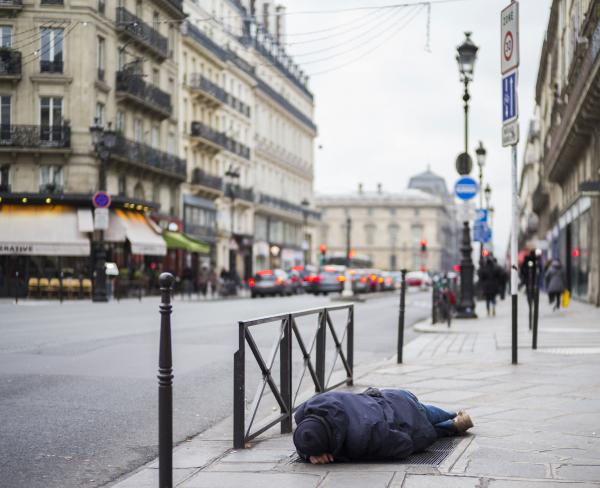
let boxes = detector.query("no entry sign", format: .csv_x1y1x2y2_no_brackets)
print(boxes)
501,1,519,74
92,191,111,209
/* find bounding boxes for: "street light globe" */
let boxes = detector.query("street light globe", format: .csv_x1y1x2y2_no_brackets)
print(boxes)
484,183,492,200
456,32,479,80
475,141,487,167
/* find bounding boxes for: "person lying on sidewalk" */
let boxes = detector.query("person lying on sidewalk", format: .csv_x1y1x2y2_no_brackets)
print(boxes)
293,388,473,464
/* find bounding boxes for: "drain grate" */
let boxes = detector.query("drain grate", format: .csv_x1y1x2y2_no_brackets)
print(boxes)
400,437,463,465
290,437,463,466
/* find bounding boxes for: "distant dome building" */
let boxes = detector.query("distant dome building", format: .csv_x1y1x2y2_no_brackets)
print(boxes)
408,167,450,199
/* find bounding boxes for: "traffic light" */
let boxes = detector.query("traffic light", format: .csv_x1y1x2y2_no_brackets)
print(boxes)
420,239,427,252
482,248,490,257
319,244,327,255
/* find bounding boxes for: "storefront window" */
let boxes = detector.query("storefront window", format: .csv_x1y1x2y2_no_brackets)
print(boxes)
39,165,63,193
0,164,9,191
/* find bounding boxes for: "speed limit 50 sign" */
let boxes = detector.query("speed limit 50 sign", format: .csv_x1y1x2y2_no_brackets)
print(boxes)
501,1,519,74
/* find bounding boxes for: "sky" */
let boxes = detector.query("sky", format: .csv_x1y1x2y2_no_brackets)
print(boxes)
283,0,552,260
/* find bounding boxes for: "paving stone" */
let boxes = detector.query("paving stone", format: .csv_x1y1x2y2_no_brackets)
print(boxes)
178,472,322,488
402,474,483,487
318,471,393,487
203,462,280,472
463,459,548,478
113,468,195,488
148,440,231,469
490,479,600,487
220,448,293,463
556,464,600,482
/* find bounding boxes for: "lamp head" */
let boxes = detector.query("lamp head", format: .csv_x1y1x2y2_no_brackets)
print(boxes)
475,141,486,167
456,32,478,80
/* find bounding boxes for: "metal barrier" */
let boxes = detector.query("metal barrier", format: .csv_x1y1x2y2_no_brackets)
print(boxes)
397,269,407,364
233,304,354,449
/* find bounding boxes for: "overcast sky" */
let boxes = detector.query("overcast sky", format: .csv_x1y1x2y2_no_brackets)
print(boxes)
283,0,552,261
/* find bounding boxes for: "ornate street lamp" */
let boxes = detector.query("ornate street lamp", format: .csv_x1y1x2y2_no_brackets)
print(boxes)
484,184,492,209
90,119,116,303
475,141,487,263
455,32,479,319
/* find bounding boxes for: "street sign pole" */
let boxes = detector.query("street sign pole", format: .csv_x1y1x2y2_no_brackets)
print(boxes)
502,0,519,365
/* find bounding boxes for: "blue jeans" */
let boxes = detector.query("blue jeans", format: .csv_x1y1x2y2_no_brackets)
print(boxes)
421,403,457,438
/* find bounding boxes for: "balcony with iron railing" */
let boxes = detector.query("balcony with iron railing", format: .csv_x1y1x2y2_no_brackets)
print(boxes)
185,222,217,243
191,167,223,192
0,48,21,80
190,121,225,152
40,59,63,74
188,74,228,106
183,22,229,62
0,125,70,150
115,7,168,61
0,0,23,14
259,193,321,220
111,135,186,180
116,71,172,119
226,183,254,204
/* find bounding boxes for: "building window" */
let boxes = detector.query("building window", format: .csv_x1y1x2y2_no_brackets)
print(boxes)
134,118,142,142
390,254,397,271
389,207,396,216
39,165,64,193
152,182,160,205
98,0,105,15
151,126,159,148
135,0,143,19
117,47,125,70
411,225,423,245
0,95,11,139
97,36,105,81
116,111,125,132
95,102,105,127
167,132,175,155
0,164,9,191
118,175,126,196
40,28,64,73
0,26,12,48
133,182,145,200
152,68,160,87
365,224,376,245
168,26,175,58
40,97,63,142
153,11,160,32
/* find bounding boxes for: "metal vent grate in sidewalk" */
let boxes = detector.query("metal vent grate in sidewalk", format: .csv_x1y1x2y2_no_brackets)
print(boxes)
290,436,463,466
400,437,463,465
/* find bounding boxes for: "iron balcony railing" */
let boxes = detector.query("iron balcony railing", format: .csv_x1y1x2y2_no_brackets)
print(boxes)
233,304,354,448
40,59,63,74
190,121,250,159
115,7,168,60
259,193,321,220
0,49,21,77
191,167,223,191
112,135,186,180
0,0,23,7
226,183,254,203
0,125,70,148
39,183,64,194
188,74,228,104
185,223,217,243
40,0,63,4
256,78,316,132
184,22,229,62
116,71,172,117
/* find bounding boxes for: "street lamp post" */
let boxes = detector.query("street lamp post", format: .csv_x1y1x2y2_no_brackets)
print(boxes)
89,118,116,303
342,216,353,297
225,165,240,274
455,31,479,319
475,141,487,262
301,198,310,265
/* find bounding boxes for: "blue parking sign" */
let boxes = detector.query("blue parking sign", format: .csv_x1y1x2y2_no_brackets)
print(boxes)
502,70,518,123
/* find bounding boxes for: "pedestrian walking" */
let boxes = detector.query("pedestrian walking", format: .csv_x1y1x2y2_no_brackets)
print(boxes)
545,259,566,311
293,388,473,464
493,258,507,300
208,267,218,298
477,258,500,316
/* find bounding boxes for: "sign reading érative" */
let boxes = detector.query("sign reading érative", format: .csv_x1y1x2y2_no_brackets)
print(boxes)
501,1,519,74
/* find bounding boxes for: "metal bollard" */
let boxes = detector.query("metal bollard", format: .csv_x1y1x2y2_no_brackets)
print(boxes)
158,273,175,488
397,269,407,364
532,257,540,350
15,271,19,304
59,271,64,304
431,285,437,324
527,261,534,330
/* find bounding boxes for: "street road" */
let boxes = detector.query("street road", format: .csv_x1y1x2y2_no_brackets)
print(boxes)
0,290,430,488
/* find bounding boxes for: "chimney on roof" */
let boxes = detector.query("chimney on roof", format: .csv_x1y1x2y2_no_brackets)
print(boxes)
377,183,382,194
358,183,363,194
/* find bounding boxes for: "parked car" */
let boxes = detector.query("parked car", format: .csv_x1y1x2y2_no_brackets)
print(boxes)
351,269,370,294
289,265,318,292
305,266,345,295
380,272,396,291
405,271,432,290
249,269,293,297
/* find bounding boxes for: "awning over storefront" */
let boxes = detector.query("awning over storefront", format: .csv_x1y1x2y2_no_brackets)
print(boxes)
163,231,210,254
0,205,91,256
105,209,167,256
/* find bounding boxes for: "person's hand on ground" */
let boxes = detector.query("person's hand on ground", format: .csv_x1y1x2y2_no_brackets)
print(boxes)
309,453,333,464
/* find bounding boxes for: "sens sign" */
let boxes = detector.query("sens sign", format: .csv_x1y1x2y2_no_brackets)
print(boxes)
501,2,519,74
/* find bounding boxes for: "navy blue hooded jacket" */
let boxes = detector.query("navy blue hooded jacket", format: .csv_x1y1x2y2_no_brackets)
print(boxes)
293,388,437,461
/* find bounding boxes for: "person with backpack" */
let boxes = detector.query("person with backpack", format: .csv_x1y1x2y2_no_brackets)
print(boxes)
545,259,566,311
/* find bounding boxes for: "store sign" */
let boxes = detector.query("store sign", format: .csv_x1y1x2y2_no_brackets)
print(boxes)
0,244,34,254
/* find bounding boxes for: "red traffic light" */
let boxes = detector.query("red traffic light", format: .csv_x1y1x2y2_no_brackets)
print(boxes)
319,244,327,254
482,248,490,257
453,264,460,273
420,239,427,252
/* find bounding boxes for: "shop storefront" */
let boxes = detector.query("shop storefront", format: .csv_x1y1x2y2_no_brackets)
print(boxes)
0,204,92,297
547,197,593,301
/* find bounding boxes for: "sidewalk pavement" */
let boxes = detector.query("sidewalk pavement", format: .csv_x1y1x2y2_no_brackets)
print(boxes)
109,294,600,488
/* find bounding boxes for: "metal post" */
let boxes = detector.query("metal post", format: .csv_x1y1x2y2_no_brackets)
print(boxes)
346,305,354,386
527,261,533,330
511,144,519,365
158,273,175,488
431,284,437,324
456,221,477,318
315,310,326,392
532,256,540,350
14,270,19,304
397,269,407,364
233,321,246,449
279,315,292,434
59,269,64,304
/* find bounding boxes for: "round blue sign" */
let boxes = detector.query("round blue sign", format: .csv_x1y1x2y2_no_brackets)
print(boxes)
93,191,111,208
454,177,478,201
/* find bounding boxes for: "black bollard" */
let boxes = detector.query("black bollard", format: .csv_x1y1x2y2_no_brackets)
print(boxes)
158,273,175,488
15,271,19,304
431,285,437,325
397,269,407,364
59,271,64,304
532,256,540,350
527,261,534,330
